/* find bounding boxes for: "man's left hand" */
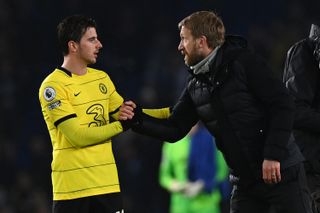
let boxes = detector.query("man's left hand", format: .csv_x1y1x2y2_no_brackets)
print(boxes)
262,159,281,184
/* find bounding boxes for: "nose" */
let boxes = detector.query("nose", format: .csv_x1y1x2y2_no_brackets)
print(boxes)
97,40,103,49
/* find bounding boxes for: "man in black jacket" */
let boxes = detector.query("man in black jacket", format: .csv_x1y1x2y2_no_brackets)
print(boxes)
283,23,320,213
122,11,312,212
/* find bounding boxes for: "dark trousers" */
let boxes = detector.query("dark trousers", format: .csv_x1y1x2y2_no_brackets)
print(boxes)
52,192,124,213
230,163,313,213
307,173,320,213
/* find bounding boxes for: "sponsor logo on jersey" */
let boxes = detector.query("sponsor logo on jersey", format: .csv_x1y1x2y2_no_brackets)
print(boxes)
74,91,81,96
99,83,107,94
48,100,61,110
43,87,56,101
86,104,106,126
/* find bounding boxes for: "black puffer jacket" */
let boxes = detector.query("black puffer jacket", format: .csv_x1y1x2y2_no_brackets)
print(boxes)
136,35,303,180
283,37,320,174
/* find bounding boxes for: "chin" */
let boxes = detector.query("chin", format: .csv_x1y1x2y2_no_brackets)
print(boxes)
185,57,197,67
184,58,191,66
88,59,96,65
186,60,195,67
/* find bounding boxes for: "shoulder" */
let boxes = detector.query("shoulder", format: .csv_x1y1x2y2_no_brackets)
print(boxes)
285,38,318,71
219,36,255,68
287,38,314,57
40,69,63,90
232,48,267,68
87,67,107,75
87,67,112,81
39,69,69,101
290,38,313,49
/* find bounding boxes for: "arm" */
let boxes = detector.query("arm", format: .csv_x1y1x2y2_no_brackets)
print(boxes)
283,39,320,133
242,52,295,161
215,149,229,183
116,101,170,120
58,117,124,148
159,142,174,190
241,52,293,184
159,142,187,192
133,88,199,142
143,107,171,119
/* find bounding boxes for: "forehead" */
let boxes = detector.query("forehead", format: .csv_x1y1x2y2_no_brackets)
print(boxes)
180,26,192,37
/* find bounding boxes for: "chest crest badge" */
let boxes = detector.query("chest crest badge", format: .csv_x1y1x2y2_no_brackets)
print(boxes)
99,83,107,94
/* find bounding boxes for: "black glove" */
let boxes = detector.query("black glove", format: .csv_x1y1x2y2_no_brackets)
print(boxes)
120,104,143,131
132,104,143,123
120,119,135,131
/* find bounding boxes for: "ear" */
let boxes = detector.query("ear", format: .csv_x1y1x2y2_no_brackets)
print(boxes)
68,41,78,53
197,36,208,48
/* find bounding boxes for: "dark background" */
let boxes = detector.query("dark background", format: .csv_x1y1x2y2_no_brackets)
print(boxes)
0,0,319,212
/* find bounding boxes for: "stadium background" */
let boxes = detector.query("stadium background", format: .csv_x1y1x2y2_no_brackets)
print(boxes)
0,0,319,212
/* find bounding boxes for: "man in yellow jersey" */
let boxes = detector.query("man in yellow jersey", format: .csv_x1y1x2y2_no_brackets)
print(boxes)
39,15,149,213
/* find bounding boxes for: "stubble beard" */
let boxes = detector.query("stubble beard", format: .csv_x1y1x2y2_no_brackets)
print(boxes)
185,52,204,67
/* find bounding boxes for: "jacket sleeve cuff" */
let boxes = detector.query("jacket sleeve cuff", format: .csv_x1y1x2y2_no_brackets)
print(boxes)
263,144,288,161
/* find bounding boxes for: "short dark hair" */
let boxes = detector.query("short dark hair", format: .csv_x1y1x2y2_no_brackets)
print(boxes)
57,15,97,55
178,11,225,49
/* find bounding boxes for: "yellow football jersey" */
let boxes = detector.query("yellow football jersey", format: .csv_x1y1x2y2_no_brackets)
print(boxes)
39,67,124,200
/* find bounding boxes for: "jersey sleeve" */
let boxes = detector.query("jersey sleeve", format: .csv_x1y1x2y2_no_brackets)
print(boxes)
143,107,171,119
106,75,124,118
215,149,229,182
159,142,175,190
39,80,76,126
58,117,124,148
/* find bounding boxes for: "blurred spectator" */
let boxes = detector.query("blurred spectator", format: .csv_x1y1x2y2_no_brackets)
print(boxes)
159,123,229,213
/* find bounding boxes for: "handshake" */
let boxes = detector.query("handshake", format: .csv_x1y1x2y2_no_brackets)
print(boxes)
169,180,204,198
118,100,143,130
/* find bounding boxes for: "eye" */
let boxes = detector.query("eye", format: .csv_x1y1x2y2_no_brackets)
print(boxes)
88,37,97,42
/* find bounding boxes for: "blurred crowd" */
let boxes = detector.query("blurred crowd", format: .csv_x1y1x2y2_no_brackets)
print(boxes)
0,0,319,212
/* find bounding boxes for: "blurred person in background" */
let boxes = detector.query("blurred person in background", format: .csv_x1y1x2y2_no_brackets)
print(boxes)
123,10,313,213
38,14,170,213
159,122,229,213
283,23,320,213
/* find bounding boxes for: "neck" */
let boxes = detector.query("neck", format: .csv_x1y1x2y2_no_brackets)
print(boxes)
191,46,219,75
62,56,87,75
203,47,214,57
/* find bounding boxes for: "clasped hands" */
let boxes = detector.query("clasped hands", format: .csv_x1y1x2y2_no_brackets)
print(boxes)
118,100,142,130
